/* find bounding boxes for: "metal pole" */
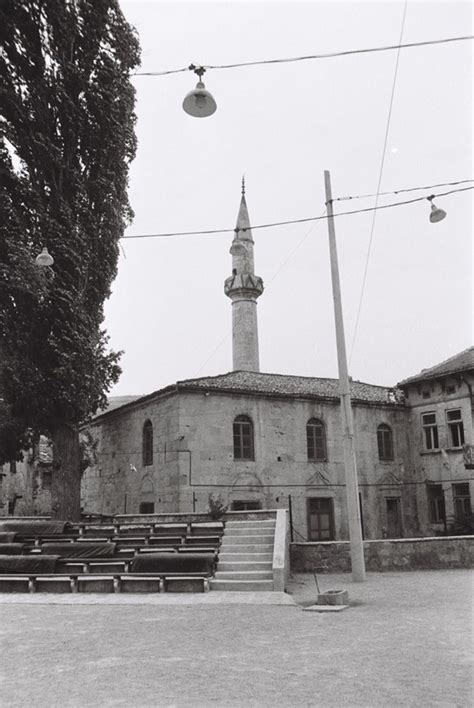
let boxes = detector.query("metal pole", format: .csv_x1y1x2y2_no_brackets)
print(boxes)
288,494,294,542
324,170,366,582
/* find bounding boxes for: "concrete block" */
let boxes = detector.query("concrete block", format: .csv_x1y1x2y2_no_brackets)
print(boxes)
303,604,349,612
164,576,206,593
77,576,115,593
35,578,72,593
119,577,162,593
0,578,30,593
317,589,349,606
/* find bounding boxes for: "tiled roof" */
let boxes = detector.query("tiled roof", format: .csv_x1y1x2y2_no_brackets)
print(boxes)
93,372,404,421
101,395,144,413
398,347,474,386
177,371,404,405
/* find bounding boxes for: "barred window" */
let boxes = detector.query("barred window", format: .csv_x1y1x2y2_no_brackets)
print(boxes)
307,419,327,461
142,420,153,466
233,415,254,460
377,424,394,460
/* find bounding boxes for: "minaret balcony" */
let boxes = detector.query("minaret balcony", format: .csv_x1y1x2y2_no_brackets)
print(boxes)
224,273,264,299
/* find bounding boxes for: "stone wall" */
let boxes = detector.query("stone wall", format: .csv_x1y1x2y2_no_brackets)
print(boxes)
174,389,411,540
81,387,415,538
290,536,474,572
81,393,181,515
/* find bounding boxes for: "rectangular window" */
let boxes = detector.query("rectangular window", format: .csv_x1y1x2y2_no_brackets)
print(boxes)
139,502,155,514
231,500,262,511
446,409,464,448
422,412,439,450
427,484,445,523
377,425,394,460
452,483,471,520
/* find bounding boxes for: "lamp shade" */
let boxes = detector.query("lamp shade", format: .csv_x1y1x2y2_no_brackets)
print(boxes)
429,202,447,223
182,80,217,117
35,247,54,267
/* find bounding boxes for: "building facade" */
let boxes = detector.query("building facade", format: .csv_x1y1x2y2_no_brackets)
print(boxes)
79,348,474,540
398,348,474,536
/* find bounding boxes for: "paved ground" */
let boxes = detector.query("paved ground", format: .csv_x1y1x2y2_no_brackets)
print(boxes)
0,569,472,707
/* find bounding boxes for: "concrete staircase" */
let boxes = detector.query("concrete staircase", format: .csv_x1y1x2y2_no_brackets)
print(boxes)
210,519,275,591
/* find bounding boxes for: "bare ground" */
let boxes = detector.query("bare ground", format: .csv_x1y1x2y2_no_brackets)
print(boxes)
0,569,472,707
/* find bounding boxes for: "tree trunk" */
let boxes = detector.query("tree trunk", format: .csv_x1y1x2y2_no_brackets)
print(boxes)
50,423,81,521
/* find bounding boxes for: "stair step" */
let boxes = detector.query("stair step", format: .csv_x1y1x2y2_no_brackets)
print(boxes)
218,561,273,571
210,579,274,592
226,521,275,528
223,527,275,536
215,570,273,580
221,535,274,544
219,544,274,554
218,553,273,563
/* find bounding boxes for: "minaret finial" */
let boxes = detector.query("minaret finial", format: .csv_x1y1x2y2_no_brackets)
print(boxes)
241,175,245,196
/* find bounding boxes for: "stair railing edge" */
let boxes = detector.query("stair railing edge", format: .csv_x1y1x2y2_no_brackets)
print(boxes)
272,509,289,592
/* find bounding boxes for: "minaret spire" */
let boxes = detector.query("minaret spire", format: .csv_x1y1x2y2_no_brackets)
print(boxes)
224,180,264,372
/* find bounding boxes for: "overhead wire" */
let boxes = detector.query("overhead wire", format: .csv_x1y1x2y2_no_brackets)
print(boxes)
121,185,474,241
349,0,408,364
335,178,474,202
133,35,474,76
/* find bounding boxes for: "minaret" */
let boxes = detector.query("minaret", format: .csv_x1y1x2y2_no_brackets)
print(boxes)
224,178,264,371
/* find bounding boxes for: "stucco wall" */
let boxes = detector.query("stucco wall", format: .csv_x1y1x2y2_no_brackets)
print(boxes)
290,536,474,572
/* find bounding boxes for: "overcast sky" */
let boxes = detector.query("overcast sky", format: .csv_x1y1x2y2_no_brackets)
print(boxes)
106,0,473,396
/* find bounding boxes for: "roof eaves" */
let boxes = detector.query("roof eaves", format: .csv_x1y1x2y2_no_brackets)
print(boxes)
88,383,179,424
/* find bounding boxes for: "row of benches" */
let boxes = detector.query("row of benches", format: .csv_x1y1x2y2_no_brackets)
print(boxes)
0,520,224,539
0,573,210,593
0,519,221,593
0,535,221,549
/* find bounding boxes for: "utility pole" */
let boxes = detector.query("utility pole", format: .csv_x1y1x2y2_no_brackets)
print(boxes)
324,170,366,582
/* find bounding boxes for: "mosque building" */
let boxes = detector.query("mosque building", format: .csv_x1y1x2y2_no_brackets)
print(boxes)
2,184,473,540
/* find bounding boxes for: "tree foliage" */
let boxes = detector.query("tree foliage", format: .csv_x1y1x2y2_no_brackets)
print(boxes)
0,0,140,518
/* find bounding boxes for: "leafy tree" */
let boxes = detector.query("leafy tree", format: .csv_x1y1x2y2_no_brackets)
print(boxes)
0,0,140,519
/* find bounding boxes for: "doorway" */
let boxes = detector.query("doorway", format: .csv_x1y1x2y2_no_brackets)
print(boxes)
307,497,335,541
385,497,403,538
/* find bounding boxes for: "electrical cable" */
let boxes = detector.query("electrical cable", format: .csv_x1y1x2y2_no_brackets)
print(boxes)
134,35,474,76
121,185,474,241
335,178,474,202
349,0,408,364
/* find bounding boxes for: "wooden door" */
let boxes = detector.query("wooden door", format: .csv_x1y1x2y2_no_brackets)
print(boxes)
307,498,335,541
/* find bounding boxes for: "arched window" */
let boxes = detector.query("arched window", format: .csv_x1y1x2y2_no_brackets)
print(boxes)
307,418,327,461
233,415,254,460
143,420,153,466
377,424,393,460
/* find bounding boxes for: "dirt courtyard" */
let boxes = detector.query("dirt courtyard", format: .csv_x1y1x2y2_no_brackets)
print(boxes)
0,569,472,707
